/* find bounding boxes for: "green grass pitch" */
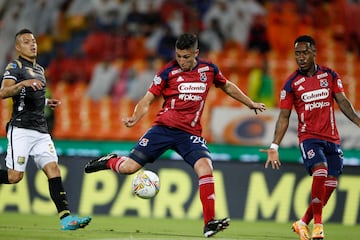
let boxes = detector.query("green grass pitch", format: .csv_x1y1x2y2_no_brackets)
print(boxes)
0,212,358,239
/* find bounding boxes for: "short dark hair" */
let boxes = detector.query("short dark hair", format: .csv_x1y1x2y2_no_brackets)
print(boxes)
294,35,316,49
175,33,198,50
15,28,33,40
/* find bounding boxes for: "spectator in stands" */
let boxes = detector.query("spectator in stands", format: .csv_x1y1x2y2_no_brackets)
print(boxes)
66,0,94,19
247,57,275,108
86,54,118,101
199,18,225,53
165,9,184,36
203,0,236,41
144,23,165,56
32,0,61,36
45,47,70,85
230,8,252,47
0,1,24,70
191,0,214,19
247,14,271,54
159,0,197,34
233,0,266,19
231,0,266,46
127,56,158,102
111,60,136,102
156,25,178,62
347,32,360,56
91,0,120,32
141,1,163,36
124,1,145,36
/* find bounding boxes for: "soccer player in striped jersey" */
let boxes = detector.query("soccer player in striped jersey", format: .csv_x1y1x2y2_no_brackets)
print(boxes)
85,33,266,237
261,35,360,240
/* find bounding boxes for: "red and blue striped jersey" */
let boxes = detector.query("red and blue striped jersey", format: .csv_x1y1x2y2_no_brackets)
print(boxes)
280,65,344,143
148,58,227,136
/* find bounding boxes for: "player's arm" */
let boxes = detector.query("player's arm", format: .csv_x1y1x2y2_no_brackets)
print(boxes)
0,78,43,99
260,108,291,169
220,80,266,114
122,91,156,127
272,109,291,145
334,92,360,128
46,98,61,110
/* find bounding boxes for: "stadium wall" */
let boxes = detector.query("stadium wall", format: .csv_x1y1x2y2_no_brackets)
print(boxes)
0,156,359,225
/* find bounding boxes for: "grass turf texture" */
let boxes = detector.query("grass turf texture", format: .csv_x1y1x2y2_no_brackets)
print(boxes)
0,213,358,240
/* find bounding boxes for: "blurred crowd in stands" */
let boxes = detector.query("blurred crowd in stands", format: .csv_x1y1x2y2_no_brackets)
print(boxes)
0,0,359,140
0,1,359,98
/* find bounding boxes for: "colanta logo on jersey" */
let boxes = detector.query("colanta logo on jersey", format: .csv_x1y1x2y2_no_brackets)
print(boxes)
301,89,329,102
178,82,206,93
178,82,206,101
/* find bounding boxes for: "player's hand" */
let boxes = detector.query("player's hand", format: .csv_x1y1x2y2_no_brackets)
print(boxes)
122,116,137,128
46,99,61,110
23,79,44,91
251,102,266,115
259,148,281,169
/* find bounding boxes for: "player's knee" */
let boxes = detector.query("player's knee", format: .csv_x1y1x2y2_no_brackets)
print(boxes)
194,158,213,176
42,162,61,178
118,158,142,174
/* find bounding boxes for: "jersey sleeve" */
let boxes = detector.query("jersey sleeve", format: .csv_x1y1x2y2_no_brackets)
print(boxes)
331,70,344,94
211,63,227,87
2,61,21,82
279,80,294,110
148,61,177,96
148,73,165,96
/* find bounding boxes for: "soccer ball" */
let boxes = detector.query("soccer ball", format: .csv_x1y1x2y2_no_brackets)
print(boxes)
132,170,160,199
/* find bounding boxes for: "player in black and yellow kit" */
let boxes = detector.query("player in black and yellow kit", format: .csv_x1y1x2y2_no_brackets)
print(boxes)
0,29,91,230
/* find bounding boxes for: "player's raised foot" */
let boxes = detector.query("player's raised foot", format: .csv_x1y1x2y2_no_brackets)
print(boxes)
203,217,230,238
84,153,118,173
60,215,92,230
292,221,310,240
312,224,324,239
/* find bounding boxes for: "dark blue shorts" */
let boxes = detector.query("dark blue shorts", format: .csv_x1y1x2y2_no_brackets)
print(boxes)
299,138,344,177
128,125,211,167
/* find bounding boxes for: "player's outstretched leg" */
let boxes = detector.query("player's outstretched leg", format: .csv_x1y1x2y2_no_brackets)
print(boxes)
203,217,230,238
60,215,92,230
84,153,118,173
292,220,310,240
